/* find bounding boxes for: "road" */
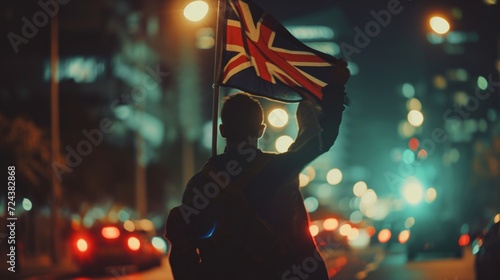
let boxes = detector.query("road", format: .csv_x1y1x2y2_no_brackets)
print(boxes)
363,246,475,280
331,244,475,280
28,245,475,280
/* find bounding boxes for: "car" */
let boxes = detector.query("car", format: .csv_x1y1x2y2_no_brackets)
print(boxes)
473,214,500,280
70,222,164,273
406,217,463,261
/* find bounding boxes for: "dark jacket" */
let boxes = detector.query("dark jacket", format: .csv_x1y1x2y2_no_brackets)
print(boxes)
166,85,345,280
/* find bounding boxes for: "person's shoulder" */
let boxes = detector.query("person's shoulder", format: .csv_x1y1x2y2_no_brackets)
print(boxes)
182,155,227,190
185,167,211,190
181,164,213,203
262,150,289,159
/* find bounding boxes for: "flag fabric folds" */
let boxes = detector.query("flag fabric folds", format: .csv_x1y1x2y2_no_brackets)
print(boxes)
217,0,338,103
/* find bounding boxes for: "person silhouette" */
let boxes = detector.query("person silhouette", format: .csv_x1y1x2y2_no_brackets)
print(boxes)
166,60,350,280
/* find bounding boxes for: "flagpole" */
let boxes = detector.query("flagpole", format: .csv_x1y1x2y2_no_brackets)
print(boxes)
212,0,227,156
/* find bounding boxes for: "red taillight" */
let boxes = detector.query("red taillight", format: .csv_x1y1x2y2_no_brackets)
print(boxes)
458,234,470,247
102,226,120,239
76,238,88,253
127,237,141,251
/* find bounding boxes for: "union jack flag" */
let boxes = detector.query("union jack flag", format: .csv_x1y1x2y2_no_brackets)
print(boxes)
218,0,338,102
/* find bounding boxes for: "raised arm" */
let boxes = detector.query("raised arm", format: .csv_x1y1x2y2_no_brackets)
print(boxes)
241,61,350,210
279,60,350,173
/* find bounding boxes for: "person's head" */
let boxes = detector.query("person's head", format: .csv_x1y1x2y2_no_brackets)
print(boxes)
220,92,266,143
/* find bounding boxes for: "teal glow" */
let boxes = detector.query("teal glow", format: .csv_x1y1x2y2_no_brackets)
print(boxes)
402,83,415,99
118,209,130,222
403,180,424,205
114,105,131,120
477,76,488,90
22,198,32,211
402,149,415,164
304,197,319,213
152,237,167,253
426,33,444,44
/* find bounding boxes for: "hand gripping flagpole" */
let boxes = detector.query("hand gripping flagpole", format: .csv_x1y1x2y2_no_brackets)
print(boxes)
212,0,227,156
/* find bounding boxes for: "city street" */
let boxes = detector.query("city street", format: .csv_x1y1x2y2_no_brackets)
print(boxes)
23,245,475,280
2,1,499,280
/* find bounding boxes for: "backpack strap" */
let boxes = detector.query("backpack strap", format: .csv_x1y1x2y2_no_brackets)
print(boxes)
201,153,274,209
200,153,279,250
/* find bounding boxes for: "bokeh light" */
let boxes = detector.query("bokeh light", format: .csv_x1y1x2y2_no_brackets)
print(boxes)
402,83,415,99
403,179,424,205
304,166,316,181
348,228,359,241
430,16,450,34
371,203,391,221
408,137,420,151
304,197,319,213
123,220,135,232
425,187,437,203
275,135,293,153
22,198,33,211
398,121,416,138
458,234,470,247
323,218,339,231
402,149,415,164
405,217,415,228
378,229,392,243
76,239,88,252
268,108,289,128
406,98,422,111
118,209,131,222
339,224,352,236
196,27,215,49
326,168,343,185
453,91,469,106
434,75,447,89
127,237,141,251
309,225,319,237
417,149,428,160
398,230,410,244
477,76,488,90
350,211,364,224
360,189,378,207
152,237,167,253
408,110,424,127
353,181,368,197
184,1,210,22
102,226,120,239
299,173,310,187
348,229,370,249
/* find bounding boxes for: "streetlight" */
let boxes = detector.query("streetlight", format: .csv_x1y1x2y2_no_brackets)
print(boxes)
429,16,451,35
184,1,210,22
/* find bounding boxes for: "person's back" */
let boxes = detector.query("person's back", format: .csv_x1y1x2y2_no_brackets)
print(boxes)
165,61,350,280
181,149,285,279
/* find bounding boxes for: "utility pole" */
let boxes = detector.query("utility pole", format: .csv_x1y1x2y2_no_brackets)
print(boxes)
135,106,147,218
50,14,62,264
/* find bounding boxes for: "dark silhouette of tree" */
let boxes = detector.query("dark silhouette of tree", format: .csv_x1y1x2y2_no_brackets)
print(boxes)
0,113,53,201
